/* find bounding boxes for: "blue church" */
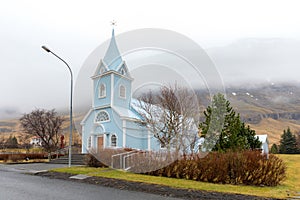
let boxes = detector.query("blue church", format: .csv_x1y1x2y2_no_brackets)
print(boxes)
81,29,160,153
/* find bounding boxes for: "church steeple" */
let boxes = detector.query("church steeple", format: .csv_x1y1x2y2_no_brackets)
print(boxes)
103,29,123,71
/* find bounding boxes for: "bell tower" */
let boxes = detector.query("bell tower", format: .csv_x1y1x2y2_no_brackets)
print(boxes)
91,29,133,110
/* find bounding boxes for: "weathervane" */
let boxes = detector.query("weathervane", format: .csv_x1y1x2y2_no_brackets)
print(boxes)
111,20,117,27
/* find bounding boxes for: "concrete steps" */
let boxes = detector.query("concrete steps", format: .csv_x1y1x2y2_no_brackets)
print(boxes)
49,154,85,165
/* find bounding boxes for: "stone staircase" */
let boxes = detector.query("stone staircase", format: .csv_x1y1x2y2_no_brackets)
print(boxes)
49,154,86,165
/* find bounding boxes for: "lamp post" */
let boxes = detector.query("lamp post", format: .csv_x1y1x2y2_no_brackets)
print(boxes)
42,45,73,167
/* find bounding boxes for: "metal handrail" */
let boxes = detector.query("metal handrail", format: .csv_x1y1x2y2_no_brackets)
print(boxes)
111,150,136,169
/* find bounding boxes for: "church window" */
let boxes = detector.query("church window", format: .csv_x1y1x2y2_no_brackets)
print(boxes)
95,110,110,122
120,68,126,75
160,143,166,149
119,85,126,98
87,136,92,149
98,83,106,98
111,134,117,147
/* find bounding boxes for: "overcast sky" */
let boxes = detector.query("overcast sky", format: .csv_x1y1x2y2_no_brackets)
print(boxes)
1,0,300,119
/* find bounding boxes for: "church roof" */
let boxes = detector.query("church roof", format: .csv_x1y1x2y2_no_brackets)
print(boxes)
103,29,123,71
113,106,142,120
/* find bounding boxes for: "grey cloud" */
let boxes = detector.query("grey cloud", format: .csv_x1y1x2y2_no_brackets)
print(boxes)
206,38,300,85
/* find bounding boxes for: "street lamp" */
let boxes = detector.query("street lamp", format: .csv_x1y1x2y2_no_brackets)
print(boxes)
42,45,73,167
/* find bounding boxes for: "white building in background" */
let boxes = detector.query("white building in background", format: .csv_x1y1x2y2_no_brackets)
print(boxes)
256,134,269,154
29,136,42,146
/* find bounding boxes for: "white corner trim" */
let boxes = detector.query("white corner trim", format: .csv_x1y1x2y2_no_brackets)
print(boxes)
92,70,133,81
111,73,114,107
123,120,126,147
94,105,110,110
80,109,93,125
90,135,94,149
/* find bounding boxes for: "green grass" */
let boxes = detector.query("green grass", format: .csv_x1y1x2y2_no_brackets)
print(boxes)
51,154,300,199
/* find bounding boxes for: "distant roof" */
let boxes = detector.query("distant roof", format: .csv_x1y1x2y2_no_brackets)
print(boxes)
103,29,123,71
256,134,268,143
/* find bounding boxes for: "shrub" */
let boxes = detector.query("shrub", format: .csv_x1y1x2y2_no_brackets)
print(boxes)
0,153,48,162
128,151,181,173
142,150,286,186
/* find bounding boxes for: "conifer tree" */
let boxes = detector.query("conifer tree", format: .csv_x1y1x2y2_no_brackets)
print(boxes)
199,93,261,152
270,143,279,154
279,128,299,154
5,135,19,148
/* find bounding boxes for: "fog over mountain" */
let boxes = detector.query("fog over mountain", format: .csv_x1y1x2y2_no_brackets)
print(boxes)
206,38,300,86
1,37,300,120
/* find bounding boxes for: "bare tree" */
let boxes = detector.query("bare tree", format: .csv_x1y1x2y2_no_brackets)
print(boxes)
20,109,65,159
135,85,200,154
0,135,5,149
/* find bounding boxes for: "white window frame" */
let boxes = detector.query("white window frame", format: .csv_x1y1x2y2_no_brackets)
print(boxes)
95,110,110,123
110,134,117,147
87,136,92,149
119,85,126,99
160,143,167,149
98,83,106,98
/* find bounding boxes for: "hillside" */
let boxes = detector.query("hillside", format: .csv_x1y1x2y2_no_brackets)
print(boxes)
1,83,300,146
197,83,300,144
225,83,300,144
0,116,82,147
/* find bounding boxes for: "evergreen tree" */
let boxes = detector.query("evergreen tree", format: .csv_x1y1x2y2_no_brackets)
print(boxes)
199,93,261,152
279,128,299,154
296,133,300,151
5,135,19,148
270,144,279,154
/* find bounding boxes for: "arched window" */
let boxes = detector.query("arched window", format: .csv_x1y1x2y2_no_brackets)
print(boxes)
111,134,117,147
119,85,126,98
95,111,110,122
98,83,106,98
120,68,126,75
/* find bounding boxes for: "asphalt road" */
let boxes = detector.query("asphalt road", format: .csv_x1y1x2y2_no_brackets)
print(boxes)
0,164,181,200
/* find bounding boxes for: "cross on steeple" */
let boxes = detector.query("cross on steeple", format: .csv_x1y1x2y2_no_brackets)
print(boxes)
111,20,117,27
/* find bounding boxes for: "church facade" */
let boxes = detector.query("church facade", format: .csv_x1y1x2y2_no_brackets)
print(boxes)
81,30,160,153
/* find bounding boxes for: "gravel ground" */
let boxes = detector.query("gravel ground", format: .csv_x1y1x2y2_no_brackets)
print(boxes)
36,171,282,200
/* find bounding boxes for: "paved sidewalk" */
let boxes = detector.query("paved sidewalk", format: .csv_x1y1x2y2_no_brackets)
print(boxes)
0,163,68,174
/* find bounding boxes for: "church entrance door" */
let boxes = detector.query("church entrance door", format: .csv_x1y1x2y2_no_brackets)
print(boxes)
97,135,103,151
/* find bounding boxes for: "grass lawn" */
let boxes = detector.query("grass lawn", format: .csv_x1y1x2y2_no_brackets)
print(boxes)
51,154,300,199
